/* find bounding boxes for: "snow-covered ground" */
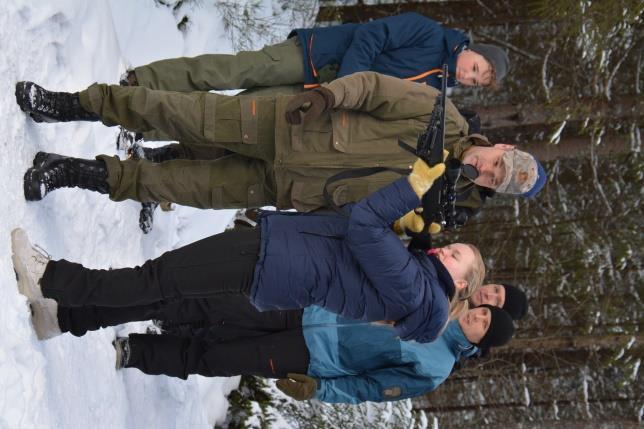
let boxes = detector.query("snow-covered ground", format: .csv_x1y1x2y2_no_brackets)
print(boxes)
0,1,288,427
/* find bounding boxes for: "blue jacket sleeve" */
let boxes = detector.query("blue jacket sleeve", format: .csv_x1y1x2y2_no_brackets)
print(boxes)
338,13,445,78
315,367,438,404
346,177,426,321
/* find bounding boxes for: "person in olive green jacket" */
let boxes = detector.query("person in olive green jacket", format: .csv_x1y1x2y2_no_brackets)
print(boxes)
15,72,545,230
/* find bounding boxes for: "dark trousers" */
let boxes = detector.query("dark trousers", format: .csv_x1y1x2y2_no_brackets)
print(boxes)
41,228,261,307
59,293,309,379
124,296,308,379
58,295,302,339
126,327,308,379
42,227,309,379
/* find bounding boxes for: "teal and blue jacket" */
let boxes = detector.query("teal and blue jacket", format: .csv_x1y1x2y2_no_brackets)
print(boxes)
289,12,469,89
302,306,478,404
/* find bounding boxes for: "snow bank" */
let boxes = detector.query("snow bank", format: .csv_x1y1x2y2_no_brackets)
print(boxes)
0,1,243,427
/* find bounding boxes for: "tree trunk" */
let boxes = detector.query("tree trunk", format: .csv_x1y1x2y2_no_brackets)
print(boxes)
316,0,537,28
495,333,643,353
516,133,635,161
479,421,642,429
468,95,644,129
419,396,637,413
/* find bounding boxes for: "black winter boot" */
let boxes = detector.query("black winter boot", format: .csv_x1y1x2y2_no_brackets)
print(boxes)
118,70,138,87
15,81,99,123
24,152,109,201
139,202,160,234
112,337,131,370
116,127,144,152
128,142,184,234
130,142,184,163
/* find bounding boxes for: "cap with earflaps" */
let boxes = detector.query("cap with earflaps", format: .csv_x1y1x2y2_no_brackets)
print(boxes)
468,43,509,83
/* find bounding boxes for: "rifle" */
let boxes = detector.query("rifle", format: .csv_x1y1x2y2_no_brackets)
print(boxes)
323,64,474,246
398,64,463,249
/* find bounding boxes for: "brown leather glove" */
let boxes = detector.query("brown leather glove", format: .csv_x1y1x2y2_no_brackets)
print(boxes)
284,87,335,125
276,373,319,401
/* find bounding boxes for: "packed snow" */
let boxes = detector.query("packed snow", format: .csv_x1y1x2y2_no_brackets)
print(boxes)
0,1,280,427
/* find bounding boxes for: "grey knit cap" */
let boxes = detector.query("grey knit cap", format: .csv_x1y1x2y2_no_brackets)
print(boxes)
468,43,509,82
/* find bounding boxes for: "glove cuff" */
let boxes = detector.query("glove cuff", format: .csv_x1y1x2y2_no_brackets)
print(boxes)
314,87,336,111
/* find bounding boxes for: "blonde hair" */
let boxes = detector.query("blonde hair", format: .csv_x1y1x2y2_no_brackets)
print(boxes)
448,243,486,320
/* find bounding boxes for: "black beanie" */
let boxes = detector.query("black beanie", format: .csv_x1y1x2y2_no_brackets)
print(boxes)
475,305,515,350
468,43,509,82
502,284,529,320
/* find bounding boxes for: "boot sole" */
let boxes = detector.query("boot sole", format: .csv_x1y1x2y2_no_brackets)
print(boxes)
15,81,30,113
23,168,44,201
29,299,62,341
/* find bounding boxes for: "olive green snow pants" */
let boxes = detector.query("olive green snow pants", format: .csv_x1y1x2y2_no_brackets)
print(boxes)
134,37,304,92
79,84,278,209
133,37,303,144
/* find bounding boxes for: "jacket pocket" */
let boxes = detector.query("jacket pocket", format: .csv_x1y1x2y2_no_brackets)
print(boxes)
247,183,265,207
290,118,333,152
290,180,327,212
289,178,376,212
240,97,258,145
331,111,420,156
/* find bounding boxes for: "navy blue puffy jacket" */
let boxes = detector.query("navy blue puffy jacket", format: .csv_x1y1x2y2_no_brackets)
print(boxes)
249,177,455,343
289,12,469,89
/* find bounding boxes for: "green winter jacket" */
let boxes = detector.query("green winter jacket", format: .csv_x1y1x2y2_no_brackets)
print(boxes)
268,71,485,213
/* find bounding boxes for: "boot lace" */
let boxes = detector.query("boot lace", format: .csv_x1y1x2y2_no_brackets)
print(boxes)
32,243,51,265
40,159,76,195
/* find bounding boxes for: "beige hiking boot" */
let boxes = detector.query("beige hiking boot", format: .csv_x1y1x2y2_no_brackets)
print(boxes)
30,298,62,340
11,228,49,301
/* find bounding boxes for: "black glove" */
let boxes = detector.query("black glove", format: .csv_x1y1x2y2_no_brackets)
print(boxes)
284,87,335,125
276,373,319,400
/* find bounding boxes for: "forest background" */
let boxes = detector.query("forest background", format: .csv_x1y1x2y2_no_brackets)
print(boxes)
203,0,642,427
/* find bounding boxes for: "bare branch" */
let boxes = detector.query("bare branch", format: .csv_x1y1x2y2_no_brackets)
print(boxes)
604,36,644,101
475,0,495,16
541,40,556,103
636,49,642,95
588,126,613,215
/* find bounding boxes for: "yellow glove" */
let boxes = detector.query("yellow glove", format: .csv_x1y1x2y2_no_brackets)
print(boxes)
276,373,319,401
393,208,442,235
393,209,425,234
408,159,446,198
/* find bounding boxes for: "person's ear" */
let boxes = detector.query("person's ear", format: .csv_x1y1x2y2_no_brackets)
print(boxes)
455,279,468,292
493,143,514,151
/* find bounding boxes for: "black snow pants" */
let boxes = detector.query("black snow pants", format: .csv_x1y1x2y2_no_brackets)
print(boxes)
123,297,309,379
41,228,261,307
41,227,310,378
